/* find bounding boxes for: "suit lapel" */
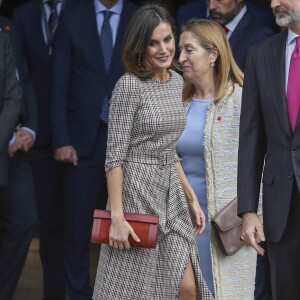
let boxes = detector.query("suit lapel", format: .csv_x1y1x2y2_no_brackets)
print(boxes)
0,18,6,30
267,31,291,137
109,2,129,74
294,62,300,130
33,0,49,58
228,12,250,50
83,0,106,74
109,7,126,72
295,110,300,133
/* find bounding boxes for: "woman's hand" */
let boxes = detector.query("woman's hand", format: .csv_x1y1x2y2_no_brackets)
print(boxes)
109,217,140,250
188,198,206,235
175,161,206,235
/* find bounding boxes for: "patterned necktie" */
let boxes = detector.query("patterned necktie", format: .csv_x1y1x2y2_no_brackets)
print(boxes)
100,10,113,72
48,0,59,45
287,36,300,133
100,10,113,123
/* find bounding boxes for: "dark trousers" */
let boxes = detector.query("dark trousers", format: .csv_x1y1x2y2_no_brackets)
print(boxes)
0,152,38,300
267,181,300,300
255,242,272,300
29,147,65,298
62,127,107,300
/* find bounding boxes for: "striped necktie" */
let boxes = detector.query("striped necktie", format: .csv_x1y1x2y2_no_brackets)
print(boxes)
48,0,59,45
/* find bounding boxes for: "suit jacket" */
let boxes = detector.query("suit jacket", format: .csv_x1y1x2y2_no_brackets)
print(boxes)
12,0,78,147
0,16,38,133
176,0,207,27
51,0,137,156
228,11,275,71
0,33,22,186
176,2,275,71
176,0,277,29
237,30,298,243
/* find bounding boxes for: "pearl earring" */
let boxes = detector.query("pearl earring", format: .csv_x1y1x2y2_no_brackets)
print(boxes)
210,61,215,67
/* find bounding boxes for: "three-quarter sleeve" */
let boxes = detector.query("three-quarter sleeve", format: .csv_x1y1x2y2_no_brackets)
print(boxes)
174,153,182,162
105,74,141,173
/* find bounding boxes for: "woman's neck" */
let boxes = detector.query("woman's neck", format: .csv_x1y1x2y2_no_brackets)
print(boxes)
153,69,170,81
192,76,215,100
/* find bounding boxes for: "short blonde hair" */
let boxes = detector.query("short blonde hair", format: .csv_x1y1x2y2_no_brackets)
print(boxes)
181,19,243,102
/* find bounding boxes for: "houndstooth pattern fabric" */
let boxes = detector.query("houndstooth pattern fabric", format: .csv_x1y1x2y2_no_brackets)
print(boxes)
93,70,213,300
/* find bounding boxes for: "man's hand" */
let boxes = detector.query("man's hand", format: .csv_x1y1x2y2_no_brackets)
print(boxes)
8,142,18,157
8,129,35,157
16,129,34,152
241,212,265,256
54,145,78,166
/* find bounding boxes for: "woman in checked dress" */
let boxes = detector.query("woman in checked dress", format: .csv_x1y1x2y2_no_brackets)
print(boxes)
93,5,213,300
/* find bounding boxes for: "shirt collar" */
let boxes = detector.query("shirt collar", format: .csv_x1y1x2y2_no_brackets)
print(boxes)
287,28,300,46
94,0,123,16
225,5,247,33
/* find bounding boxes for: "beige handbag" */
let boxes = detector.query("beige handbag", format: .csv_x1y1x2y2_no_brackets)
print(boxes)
211,197,246,256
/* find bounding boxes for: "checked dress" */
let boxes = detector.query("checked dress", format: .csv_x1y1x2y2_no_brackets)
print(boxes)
93,70,213,300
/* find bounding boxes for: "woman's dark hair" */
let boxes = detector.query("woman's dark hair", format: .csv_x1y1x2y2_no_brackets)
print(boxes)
122,4,176,79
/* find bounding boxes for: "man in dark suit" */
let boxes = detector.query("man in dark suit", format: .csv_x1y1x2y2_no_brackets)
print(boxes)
0,33,21,189
0,12,38,300
0,30,23,299
238,0,300,299
177,0,278,29
13,1,78,299
51,0,137,298
176,0,276,71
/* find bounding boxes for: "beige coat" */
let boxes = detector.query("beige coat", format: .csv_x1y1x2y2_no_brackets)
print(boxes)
186,83,260,299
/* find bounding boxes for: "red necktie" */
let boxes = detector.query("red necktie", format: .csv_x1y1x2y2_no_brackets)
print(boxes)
287,36,300,132
223,26,229,34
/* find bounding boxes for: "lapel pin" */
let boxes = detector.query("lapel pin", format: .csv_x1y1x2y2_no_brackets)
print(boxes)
217,116,222,121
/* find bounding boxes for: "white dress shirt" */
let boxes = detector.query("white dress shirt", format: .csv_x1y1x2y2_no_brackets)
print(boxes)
225,5,247,39
285,29,300,93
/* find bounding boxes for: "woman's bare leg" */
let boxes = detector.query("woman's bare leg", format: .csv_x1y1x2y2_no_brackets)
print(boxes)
178,262,196,300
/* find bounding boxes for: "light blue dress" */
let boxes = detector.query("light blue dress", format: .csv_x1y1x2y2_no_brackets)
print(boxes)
177,98,215,295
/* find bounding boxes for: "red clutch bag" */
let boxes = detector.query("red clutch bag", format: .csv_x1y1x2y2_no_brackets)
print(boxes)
91,210,159,248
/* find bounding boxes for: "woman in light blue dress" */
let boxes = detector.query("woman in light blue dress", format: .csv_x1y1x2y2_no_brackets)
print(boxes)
176,20,258,300
177,97,214,294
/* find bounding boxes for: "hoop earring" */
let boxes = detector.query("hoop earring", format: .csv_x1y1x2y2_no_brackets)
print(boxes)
210,61,215,67
138,52,142,68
